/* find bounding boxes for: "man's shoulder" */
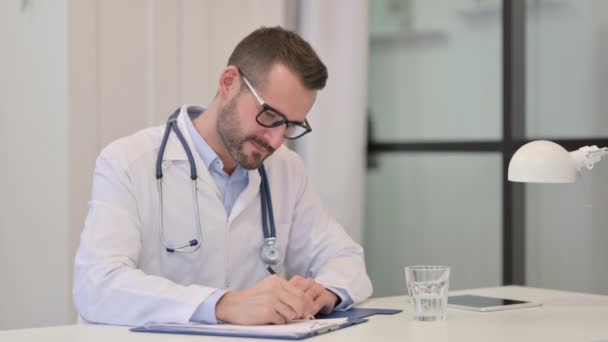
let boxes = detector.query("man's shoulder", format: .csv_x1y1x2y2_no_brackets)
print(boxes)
98,124,164,170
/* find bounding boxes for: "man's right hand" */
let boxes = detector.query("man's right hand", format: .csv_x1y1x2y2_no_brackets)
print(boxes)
215,275,313,325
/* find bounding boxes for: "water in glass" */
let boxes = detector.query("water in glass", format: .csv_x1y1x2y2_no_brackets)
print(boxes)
405,266,450,321
408,280,448,321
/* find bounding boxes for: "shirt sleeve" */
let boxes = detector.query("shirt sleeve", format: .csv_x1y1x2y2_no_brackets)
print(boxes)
190,289,228,323
325,286,354,311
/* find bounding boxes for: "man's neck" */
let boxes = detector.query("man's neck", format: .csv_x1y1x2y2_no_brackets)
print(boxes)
192,102,238,175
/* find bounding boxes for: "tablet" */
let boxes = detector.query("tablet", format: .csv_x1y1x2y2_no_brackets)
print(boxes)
448,294,542,312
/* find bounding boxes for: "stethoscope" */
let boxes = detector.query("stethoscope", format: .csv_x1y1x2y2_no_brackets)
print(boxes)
155,109,280,274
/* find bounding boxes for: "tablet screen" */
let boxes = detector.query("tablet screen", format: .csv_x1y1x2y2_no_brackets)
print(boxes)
448,295,529,308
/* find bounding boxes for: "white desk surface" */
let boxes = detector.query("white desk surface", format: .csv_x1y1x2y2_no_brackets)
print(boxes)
2,286,607,341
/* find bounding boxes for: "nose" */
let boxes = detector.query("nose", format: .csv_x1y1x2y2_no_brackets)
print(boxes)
262,125,286,149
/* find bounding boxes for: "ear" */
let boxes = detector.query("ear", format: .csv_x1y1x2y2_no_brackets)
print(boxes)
217,66,241,102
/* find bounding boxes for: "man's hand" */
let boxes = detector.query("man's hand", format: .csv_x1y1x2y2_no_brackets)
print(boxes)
215,275,309,325
289,276,339,316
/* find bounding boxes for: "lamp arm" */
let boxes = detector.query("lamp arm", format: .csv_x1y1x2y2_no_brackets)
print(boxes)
569,146,608,171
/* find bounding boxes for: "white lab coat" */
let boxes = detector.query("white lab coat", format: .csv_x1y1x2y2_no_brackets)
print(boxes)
73,106,373,326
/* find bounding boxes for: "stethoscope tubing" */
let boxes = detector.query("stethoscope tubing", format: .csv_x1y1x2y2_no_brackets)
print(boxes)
155,109,278,273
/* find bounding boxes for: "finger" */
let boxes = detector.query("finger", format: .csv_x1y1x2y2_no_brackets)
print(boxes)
295,288,316,319
269,275,304,301
274,300,298,322
281,279,306,299
304,283,326,301
297,281,326,317
269,309,288,325
289,275,305,286
318,291,339,314
268,275,306,316
278,287,306,318
307,288,338,316
289,276,314,292
271,276,309,318
304,299,316,319
258,305,287,325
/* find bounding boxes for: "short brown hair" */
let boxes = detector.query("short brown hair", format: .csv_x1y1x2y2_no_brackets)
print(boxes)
227,26,327,90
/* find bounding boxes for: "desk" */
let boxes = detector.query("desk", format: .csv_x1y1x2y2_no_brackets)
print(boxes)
2,286,607,341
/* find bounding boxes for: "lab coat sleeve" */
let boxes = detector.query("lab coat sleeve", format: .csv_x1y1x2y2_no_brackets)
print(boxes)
283,154,373,306
73,145,217,326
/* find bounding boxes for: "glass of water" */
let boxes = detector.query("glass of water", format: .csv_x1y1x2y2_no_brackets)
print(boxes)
405,265,450,321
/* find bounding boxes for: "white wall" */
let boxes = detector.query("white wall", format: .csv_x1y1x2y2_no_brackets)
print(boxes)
1,0,287,330
0,0,70,329
91,0,287,147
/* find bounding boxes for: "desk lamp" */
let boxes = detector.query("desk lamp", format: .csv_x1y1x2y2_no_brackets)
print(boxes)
508,140,608,183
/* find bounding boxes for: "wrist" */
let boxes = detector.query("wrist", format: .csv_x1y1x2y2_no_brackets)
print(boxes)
326,288,341,308
215,291,233,322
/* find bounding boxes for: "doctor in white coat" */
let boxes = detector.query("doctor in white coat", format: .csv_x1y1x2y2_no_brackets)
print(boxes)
73,26,372,326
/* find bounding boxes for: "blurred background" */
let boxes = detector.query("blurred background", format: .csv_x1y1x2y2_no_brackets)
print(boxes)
1,0,607,330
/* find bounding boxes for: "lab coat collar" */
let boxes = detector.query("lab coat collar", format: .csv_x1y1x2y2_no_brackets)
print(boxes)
161,105,200,162
159,105,220,195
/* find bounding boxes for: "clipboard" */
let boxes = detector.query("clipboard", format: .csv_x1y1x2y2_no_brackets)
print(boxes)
130,307,400,340
316,307,402,320
130,317,367,340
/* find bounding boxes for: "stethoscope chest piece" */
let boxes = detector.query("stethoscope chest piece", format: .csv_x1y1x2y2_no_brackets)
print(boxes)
261,237,280,265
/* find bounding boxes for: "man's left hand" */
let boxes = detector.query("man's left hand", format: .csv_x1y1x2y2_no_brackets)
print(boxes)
289,276,338,317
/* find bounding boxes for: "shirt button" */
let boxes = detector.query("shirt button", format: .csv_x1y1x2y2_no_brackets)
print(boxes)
225,280,231,288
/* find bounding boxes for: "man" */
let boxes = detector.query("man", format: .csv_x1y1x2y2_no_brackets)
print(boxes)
73,26,372,326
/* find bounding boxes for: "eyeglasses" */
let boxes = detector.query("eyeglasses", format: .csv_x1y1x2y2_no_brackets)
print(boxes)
240,73,312,140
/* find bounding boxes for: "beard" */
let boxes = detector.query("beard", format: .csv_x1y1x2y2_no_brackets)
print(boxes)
216,98,276,170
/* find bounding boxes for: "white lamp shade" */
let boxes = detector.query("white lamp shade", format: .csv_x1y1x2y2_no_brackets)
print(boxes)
508,140,577,183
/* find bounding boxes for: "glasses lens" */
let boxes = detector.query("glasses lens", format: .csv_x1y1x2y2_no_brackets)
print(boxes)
256,109,310,139
257,110,285,128
285,124,308,139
